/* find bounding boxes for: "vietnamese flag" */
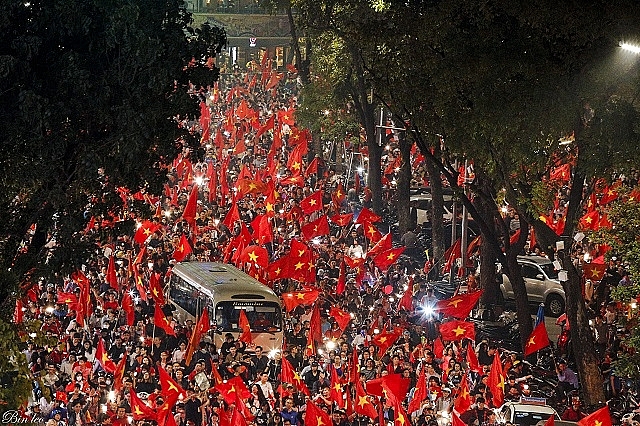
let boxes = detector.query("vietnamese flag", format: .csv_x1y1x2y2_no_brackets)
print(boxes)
286,143,305,175
236,178,267,197
113,351,128,391
280,174,305,187
134,220,158,245
371,327,402,356
583,263,606,281
361,220,382,243
172,234,192,262
354,379,378,419
330,367,346,409
454,375,472,413
523,321,550,357
252,214,273,244
336,260,347,295
332,183,346,207
306,304,323,355
549,163,571,182
185,309,209,366
96,338,117,373
366,373,410,403
398,281,414,313
367,233,392,259
330,212,353,227
149,272,164,305
599,184,619,206
394,404,410,426
238,309,252,344
154,303,176,336
579,211,600,231
452,411,467,426
281,356,310,395
305,157,319,176
466,343,482,374
329,306,352,332
106,255,118,290
158,363,186,404
301,215,330,241
434,290,483,319
355,207,381,224
282,289,320,312
239,245,269,268
407,362,427,414
488,348,505,407
300,190,324,214
121,291,135,326
305,400,332,426
439,320,476,342
577,406,612,426
267,256,290,281
222,200,240,228
256,115,275,139
182,185,198,227
130,389,157,421
373,247,405,271
230,408,249,426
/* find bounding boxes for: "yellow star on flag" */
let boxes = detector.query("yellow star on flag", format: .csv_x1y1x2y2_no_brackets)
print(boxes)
134,407,144,416
585,216,593,223
387,252,396,260
178,244,184,252
358,395,369,408
594,420,602,426
453,326,466,336
274,267,281,275
248,183,258,191
294,262,304,270
527,337,536,346
447,298,463,307
266,202,274,212
333,383,342,392
379,336,387,344
298,249,306,257
309,199,317,205
590,269,601,278
248,251,259,262
316,417,325,426
397,413,406,425
291,161,301,170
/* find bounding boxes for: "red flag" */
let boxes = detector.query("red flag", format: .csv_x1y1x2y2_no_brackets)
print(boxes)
300,190,324,214
398,281,414,312
305,400,332,426
394,404,410,426
13,299,23,324
154,303,176,336
549,163,571,182
238,309,252,344
373,247,405,271
185,309,209,366
577,406,612,426
113,351,127,391
121,291,135,326
130,390,157,421
134,220,159,245
523,322,550,356
96,338,117,373
407,363,427,414
106,255,118,290
466,343,482,374
433,337,444,359
434,290,483,319
599,185,619,205
157,363,186,403
301,215,330,241
332,184,346,207
172,234,192,262
336,260,346,295
330,367,346,409
355,207,381,224
488,349,505,407
367,233,392,259
583,263,606,281
330,212,353,226
544,415,555,426
286,143,305,175
354,378,378,419
256,115,275,139
366,374,410,403
149,272,164,305
439,320,476,342
235,178,267,197
182,185,198,227
579,211,600,231
361,220,382,243
282,289,320,312
239,245,269,268
329,306,352,332
222,201,240,228
305,157,319,176
230,408,249,426
280,356,310,395
306,305,322,354
443,238,462,273
454,375,472,413
452,411,466,426
371,328,402,356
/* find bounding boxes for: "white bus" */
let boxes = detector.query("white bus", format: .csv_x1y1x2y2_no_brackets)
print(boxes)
168,262,283,353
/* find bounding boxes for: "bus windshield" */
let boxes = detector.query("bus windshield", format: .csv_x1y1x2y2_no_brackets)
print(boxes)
215,301,282,333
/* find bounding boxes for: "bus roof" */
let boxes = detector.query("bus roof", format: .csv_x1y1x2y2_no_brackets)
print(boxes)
171,262,280,303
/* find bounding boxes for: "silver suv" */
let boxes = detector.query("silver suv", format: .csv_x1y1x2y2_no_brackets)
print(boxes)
500,255,565,316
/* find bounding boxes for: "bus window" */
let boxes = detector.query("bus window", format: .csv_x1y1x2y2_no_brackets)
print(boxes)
215,301,282,332
169,277,208,317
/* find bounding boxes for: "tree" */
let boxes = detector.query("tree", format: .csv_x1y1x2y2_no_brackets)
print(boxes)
0,0,226,303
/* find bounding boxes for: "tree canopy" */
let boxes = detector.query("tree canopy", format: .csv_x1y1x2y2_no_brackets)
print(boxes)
0,0,226,305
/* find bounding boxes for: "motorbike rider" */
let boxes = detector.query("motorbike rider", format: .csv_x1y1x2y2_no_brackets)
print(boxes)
556,360,579,400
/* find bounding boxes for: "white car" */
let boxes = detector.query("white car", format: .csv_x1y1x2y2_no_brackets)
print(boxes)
498,398,560,426
500,255,566,317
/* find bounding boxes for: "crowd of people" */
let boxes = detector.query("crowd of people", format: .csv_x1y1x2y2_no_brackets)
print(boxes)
14,60,632,426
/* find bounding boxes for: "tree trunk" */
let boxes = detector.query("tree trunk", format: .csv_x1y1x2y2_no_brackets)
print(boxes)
425,144,444,264
396,132,412,234
286,5,309,85
475,194,500,306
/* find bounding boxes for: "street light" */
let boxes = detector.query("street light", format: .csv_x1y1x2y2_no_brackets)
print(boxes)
620,42,640,54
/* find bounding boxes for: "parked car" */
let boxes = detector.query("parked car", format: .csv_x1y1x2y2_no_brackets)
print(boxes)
499,398,560,426
500,255,565,316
